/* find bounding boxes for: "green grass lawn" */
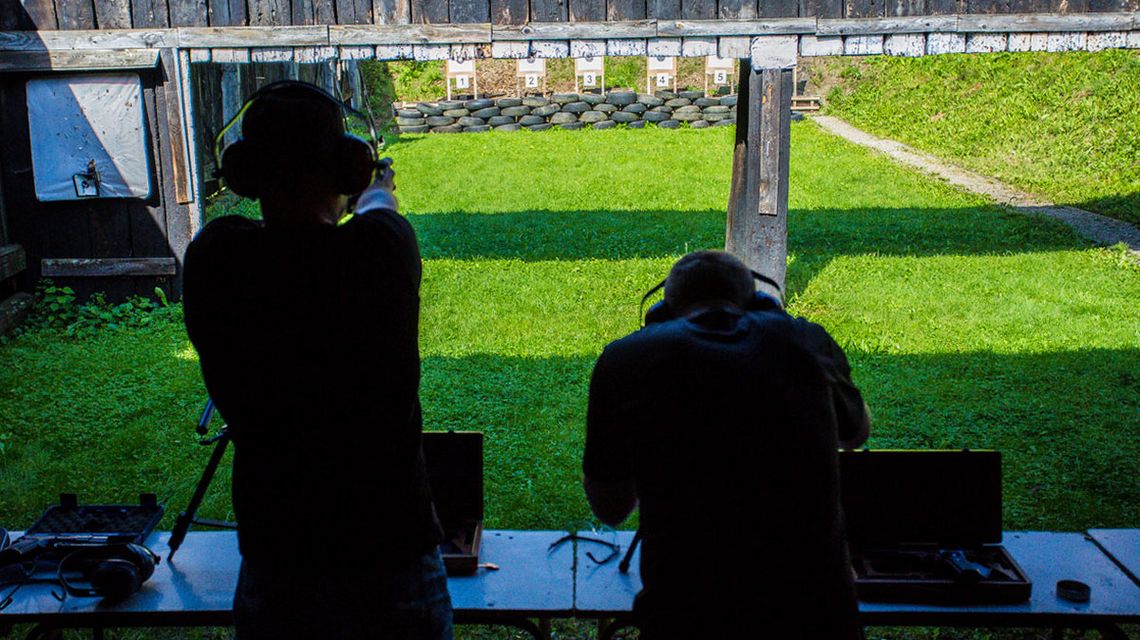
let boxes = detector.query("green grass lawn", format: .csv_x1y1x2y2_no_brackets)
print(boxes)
0,124,1138,640
815,49,1140,225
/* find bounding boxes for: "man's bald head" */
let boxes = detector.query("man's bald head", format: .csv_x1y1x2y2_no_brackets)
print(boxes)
663,251,754,313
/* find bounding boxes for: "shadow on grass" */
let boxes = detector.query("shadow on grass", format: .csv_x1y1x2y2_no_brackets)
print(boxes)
411,205,1089,298
415,347,1139,531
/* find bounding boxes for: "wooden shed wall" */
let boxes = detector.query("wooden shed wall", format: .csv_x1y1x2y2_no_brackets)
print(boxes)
0,63,192,300
1,0,1135,33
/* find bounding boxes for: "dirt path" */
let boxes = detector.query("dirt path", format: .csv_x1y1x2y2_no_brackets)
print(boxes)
811,115,1140,261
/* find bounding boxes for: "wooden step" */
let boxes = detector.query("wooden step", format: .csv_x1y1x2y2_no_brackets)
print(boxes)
0,244,26,282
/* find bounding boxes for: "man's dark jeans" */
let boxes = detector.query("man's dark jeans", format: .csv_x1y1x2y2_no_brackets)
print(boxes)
234,547,453,640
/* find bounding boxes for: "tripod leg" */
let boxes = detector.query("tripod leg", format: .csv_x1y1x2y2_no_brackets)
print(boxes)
168,434,230,559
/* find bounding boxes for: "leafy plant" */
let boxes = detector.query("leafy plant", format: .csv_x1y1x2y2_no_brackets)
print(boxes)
23,281,182,339
387,61,446,102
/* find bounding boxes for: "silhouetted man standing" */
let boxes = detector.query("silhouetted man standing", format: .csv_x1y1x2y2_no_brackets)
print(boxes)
583,250,869,639
183,82,451,640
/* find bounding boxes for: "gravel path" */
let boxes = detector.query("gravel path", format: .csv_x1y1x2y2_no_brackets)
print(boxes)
811,115,1140,261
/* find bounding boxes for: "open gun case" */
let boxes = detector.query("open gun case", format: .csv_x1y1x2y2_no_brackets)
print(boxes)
839,450,1032,604
422,430,483,575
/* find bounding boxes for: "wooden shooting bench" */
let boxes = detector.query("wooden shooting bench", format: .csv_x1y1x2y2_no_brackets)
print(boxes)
1,0,1137,299
1,529,1138,639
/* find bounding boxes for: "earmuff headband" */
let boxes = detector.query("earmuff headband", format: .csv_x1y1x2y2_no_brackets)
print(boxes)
639,269,783,323
212,80,380,184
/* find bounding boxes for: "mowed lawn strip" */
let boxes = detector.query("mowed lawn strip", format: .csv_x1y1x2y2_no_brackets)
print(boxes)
817,50,1140,225
0,124,1135,540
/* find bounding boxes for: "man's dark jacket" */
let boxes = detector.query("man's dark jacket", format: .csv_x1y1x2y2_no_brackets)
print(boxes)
183,210,442,569
584,305,865,639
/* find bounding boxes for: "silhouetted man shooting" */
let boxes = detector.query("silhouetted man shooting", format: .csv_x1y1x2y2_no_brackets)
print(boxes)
583,250,869,639
183,81,451,640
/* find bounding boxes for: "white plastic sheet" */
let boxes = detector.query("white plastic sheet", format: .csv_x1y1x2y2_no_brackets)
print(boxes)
27,74,151,201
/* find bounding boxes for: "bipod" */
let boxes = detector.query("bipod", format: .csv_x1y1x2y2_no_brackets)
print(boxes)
168,399,237,560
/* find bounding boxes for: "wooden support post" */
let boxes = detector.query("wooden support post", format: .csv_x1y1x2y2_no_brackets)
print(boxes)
725,64,793,297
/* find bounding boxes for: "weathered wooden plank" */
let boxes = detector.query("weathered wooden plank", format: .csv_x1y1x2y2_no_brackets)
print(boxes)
376,0,412,22
681,0,714,17
925,30,965,49
332,22,490,43
93,0,131,28
958,12,1133,30
176,47,202,237
8,0,58,29
718,34,751,55
170,0,208,25
1087,0,1126,10
0,292,34,338
570,0,606,21
647,36,682,53
181,25,329,45
413,0,450,23
0,48,158,69
925,0,961,13
490,39,530,54
570,38,606,55
843,33,884,51
680,35,716,54
375,43,415,56
493,19,654,39
530,0,568,21
800,0,842,17
413,43,451,58
658,18,816,36
529,39,569,54
211,46,251,61
817,15,957,33
0,29,174,51
760,0,799,17
649,0,681,18
725,66,792,293
1045,30,1086,48
1127,29,1140,46
884,31,924,52
607,37,647,53
55,0,96,29
749,33,796,65
965,31,1006,49
1006,31,1047,48
0,245,26,282
188,47,211,60
888,0,925,15
719,0,758,19
609,0,647,20
799,33,844,53
492,0,528,23
340,43,375,56
846,0,885,19
159,49,191,204
248,0,292,25
251,46,295,59
966,0,1009,13
449,41,490,56
131,0,169,26
297,44,339,59
451,0,490,22
208,0,247,26
1085,29,1127,48
41,258,177,277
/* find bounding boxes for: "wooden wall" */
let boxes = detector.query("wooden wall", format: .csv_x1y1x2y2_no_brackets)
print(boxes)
0,63,192,300
0,0,1135,33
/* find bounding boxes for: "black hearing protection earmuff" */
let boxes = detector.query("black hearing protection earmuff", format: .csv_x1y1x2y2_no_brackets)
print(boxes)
641,270,784,326
214,81,379,200
57,543,158,602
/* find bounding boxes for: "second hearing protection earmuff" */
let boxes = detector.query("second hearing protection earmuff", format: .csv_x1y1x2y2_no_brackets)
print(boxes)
57,543,158,602
641,270,783,326
214,81,378,200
